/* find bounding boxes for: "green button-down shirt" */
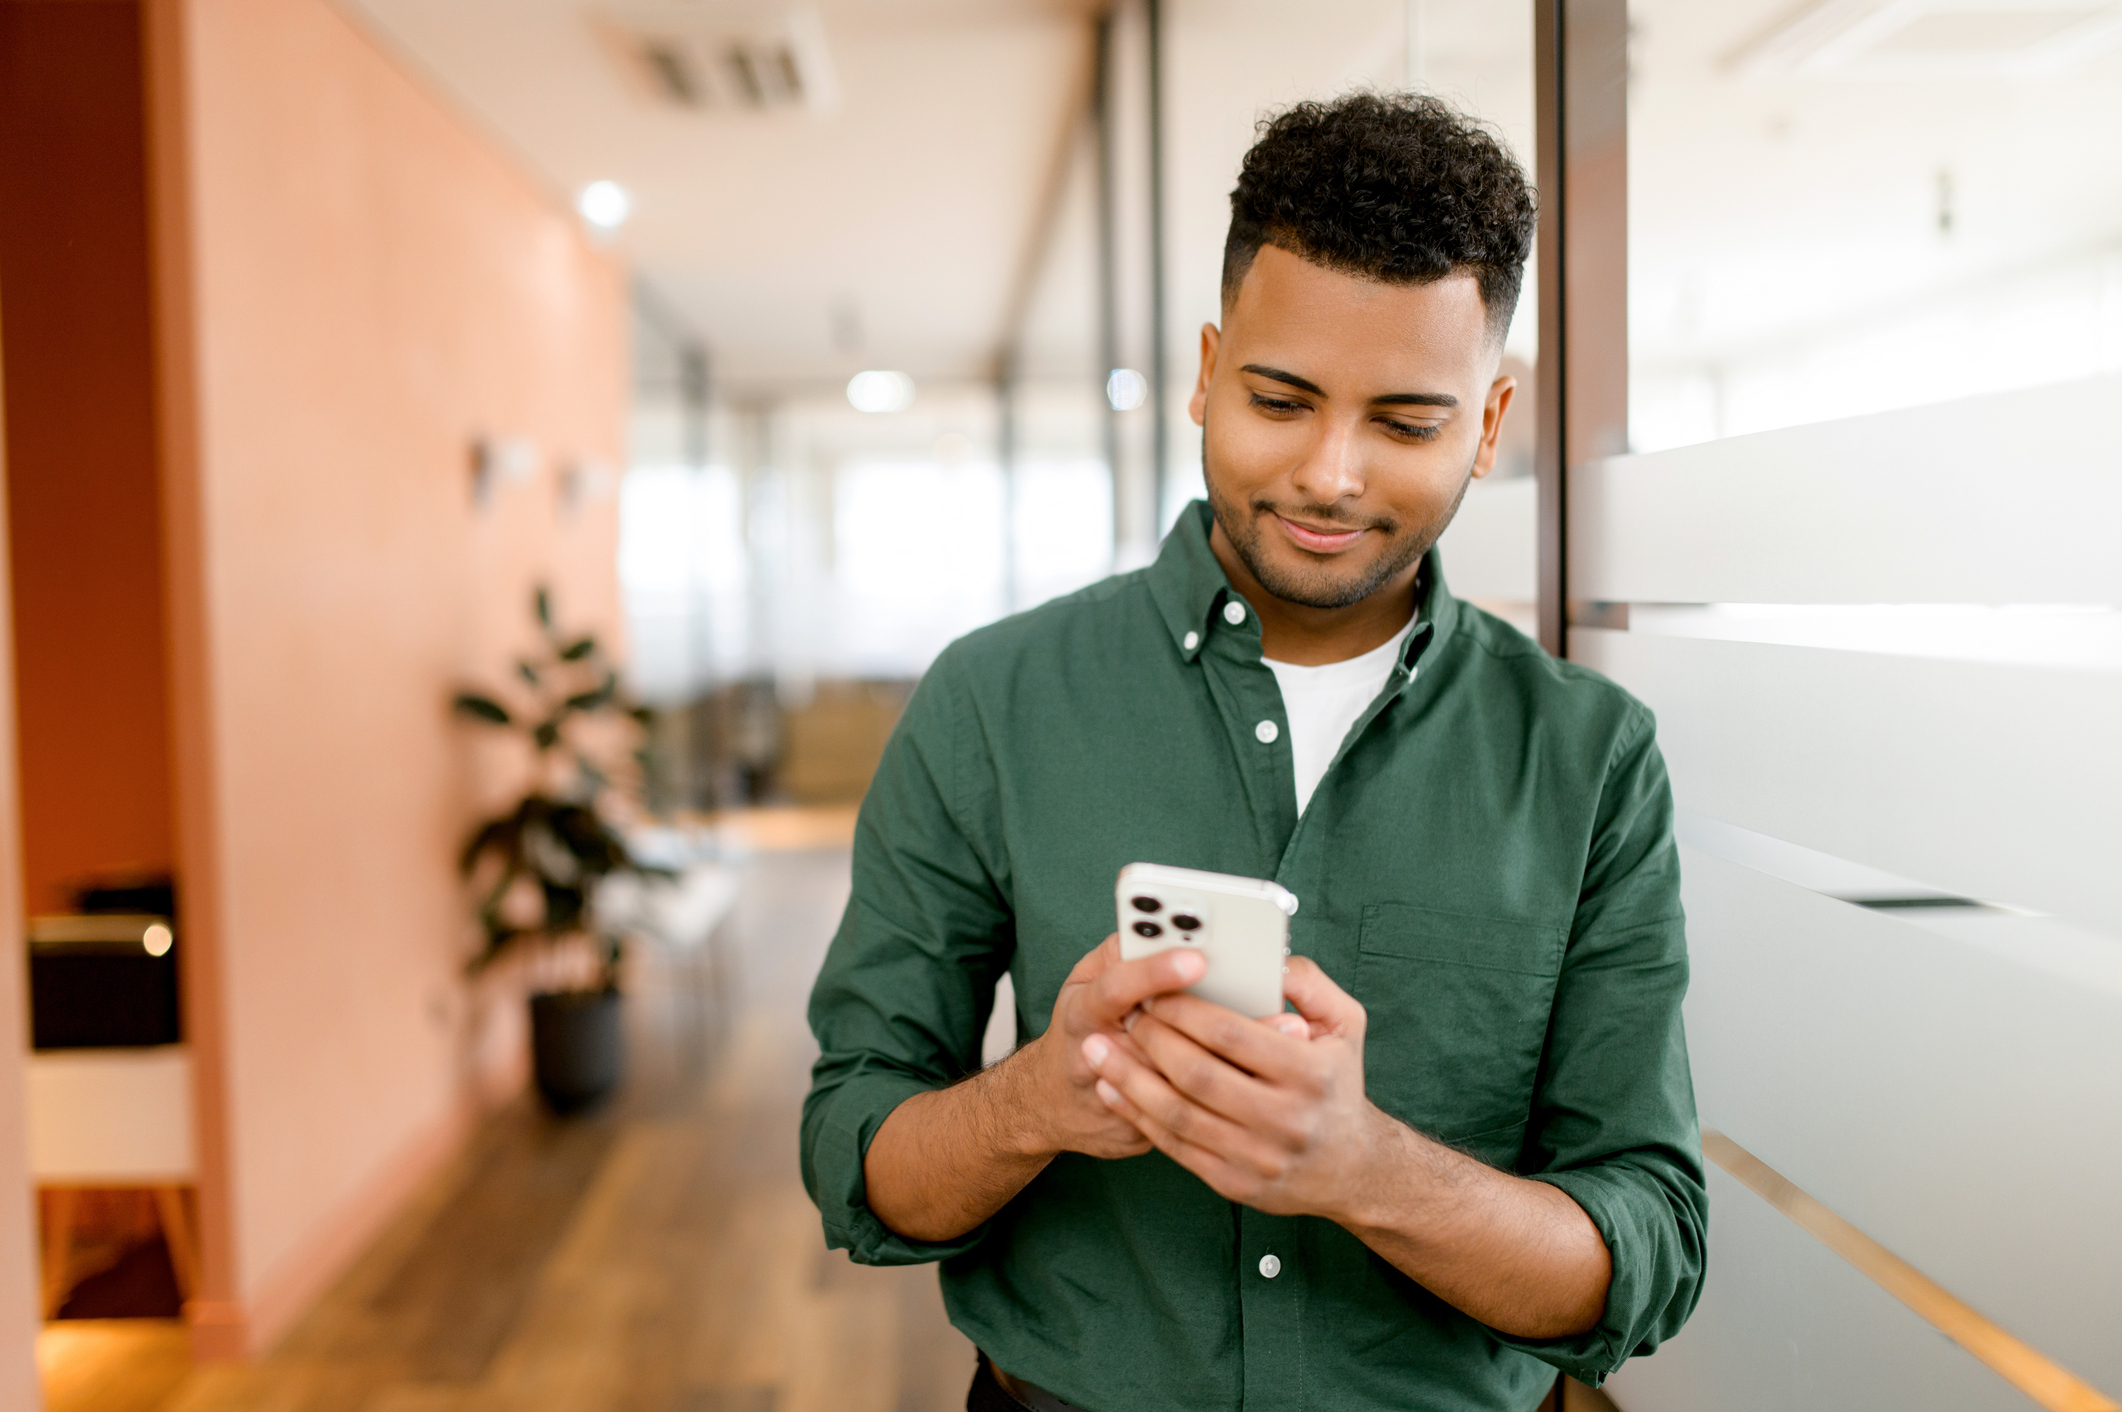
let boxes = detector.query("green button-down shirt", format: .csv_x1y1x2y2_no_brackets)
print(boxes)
802,501,1705,1412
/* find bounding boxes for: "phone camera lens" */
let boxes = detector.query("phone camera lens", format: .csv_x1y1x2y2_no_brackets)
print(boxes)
1132,920,1163,938
1170,913,1201,931
1130,896,1162,914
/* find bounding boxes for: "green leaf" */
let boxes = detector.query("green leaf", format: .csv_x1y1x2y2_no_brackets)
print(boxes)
458,814,524,874
542,879,587,933
563,676,616,713
574,754,609,792
548,804,627,874
559,635,597,662
477,875,514,929
534,585,552,628
452,692,511,725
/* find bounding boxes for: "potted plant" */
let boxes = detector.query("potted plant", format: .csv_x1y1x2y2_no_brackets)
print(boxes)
452,587,664,1113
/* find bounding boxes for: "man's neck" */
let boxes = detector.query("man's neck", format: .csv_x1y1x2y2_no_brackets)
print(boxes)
1208,521,1422,667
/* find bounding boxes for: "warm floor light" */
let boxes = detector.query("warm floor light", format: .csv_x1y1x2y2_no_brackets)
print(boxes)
142,923,172,957
578,180,632,231
847,370,916,413
1107,367,1147,411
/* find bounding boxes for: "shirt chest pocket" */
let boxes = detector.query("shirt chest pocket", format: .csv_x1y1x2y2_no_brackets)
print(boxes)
1354,904,1565,1165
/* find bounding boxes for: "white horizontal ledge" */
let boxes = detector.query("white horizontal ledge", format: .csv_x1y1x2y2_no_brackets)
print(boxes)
1574,628,2122,937
1572,374,2122,605
1629,603,2122,675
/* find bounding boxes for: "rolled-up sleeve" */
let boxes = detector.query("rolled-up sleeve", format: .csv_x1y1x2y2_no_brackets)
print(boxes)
800,647,1015,1266
1494,707,1708,1385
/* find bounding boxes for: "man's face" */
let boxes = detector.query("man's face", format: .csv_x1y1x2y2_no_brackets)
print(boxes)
1190,244,1515,611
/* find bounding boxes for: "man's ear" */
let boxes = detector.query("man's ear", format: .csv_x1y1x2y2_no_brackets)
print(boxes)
1188,322,1220,427
1470,374,1516,480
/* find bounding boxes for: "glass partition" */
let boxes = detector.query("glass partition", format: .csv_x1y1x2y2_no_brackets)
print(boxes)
1628,1,2122,454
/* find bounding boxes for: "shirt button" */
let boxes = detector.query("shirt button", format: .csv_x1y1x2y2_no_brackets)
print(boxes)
1183,631,1199,651
1255,720,1279,744
1258,1253,1281,1279
1223,601,1246,625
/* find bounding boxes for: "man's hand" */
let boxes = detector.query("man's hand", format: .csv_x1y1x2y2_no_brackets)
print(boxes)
1084,956,1613,1340
1005,932,1217,1160
1081,954,1384,1218
861,935,1215,1243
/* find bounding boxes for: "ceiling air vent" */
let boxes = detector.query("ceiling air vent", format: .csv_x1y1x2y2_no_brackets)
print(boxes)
596,5,838,114
1727,0,2122,78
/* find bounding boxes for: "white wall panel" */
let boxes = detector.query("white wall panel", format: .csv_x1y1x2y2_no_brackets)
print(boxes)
1573,375,2122,605
1675,848,2122,1394
1605,1166,2033,1412
1436,474,1535,603
1573,628,2122,937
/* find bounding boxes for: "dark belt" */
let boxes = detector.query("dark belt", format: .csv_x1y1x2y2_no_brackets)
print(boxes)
970,1353,1086,1412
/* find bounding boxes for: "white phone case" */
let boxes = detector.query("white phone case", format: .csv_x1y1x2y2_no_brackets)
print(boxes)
1114,862,1297,1019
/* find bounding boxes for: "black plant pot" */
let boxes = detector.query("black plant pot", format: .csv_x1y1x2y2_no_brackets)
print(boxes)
529,988,624,1114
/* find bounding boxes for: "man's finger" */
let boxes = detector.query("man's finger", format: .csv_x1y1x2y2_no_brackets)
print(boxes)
1086,1031,1264,1163
1076,1027,1154,1082
1084,946,1208,1022
1282,955,1365,1038
1063,933,1124,986
1137,991,1308,1083
1126,1010,1275,1127
1094,1078,1250,1196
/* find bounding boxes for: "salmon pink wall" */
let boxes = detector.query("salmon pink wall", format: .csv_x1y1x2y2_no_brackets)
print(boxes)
156,0,627,1351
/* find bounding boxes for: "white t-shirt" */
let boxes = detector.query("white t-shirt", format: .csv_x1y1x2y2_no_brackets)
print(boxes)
1264,618,1417,816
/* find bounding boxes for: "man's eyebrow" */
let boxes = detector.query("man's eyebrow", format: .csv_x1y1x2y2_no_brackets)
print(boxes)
1239,364,1458,408
1240,364,1326,397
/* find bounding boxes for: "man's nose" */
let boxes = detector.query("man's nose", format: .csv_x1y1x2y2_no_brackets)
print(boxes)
1289,416,1367,505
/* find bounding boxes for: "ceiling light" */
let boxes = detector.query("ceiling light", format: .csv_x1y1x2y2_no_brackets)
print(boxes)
847,370,915,414
1107,368,1147,411
578,180,633,230
142,923,173,958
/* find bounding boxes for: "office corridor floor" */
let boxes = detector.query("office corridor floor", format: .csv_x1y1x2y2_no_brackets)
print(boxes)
46,839,975,1412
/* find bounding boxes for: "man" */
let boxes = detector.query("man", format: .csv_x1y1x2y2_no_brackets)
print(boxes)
803,93,1705,1412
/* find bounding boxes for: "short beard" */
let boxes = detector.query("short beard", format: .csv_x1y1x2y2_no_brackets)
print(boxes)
1203,420,1473,611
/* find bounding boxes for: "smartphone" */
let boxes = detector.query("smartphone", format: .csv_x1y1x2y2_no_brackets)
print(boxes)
1115,862,1298,1019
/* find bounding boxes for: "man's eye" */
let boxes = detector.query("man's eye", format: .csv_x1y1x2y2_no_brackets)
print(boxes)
1249,393,1306,414
1381,419,1442,442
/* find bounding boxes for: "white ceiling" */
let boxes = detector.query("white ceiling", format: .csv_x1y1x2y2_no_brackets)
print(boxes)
338,0,1539,403
341,0,1101,396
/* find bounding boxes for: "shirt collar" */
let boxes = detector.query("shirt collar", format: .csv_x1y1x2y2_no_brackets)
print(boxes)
1146,499,1461,671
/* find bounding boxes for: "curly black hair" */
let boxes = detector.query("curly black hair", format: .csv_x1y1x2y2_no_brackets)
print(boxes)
1223,92,1536,342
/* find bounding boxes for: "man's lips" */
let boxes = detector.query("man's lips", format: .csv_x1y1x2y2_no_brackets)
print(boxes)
1272,513,1368,553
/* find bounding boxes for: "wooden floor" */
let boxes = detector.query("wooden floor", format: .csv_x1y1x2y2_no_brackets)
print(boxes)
44,845,975,1412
